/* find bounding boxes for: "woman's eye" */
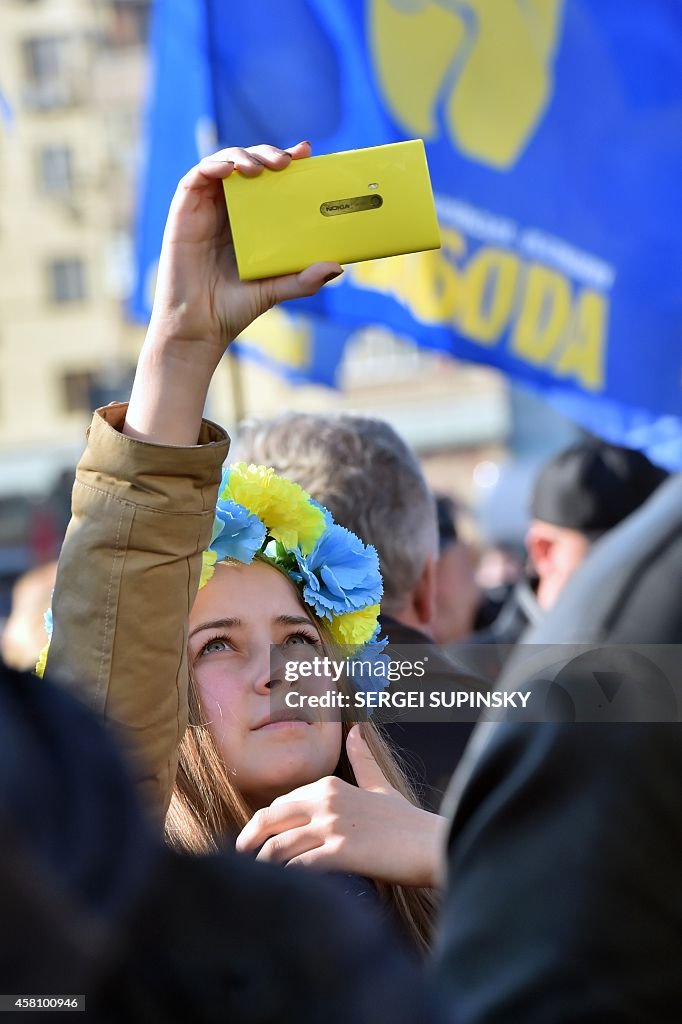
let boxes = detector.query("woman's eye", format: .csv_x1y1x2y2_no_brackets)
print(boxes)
283,632,319,647
200,637,232,656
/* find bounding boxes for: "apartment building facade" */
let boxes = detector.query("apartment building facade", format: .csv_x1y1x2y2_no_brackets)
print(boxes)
0,0,150,494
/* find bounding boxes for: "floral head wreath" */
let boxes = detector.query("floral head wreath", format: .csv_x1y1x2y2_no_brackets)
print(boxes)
35,463,388,681
201,463,387,654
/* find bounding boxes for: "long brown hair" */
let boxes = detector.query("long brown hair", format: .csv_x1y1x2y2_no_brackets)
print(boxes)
165,579,438,953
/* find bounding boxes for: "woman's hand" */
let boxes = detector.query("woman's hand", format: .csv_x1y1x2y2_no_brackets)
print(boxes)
236,725,448,889
149,141,341,363
125,141,343,445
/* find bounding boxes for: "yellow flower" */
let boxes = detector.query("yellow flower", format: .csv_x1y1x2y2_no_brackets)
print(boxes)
328,604,381,649
199,548,217,589
223,464,326,553
35,642,50,679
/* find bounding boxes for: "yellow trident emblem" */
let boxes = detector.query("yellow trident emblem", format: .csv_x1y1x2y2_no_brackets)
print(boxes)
369,0,565,169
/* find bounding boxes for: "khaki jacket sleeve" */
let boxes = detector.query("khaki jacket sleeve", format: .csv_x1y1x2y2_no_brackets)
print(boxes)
46,402,230,819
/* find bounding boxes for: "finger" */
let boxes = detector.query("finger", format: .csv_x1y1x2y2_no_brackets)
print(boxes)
265,263,344,305
201,143,302,178
346,724,391,793
236,802,310,853
198,144,263,171
284,846,337,871
166,162,233,240
256,825,324,865
190,140,311,184
246,144,296,169
284,139,312,160
174,162,233,200
268,782,319,807
199,146,266,178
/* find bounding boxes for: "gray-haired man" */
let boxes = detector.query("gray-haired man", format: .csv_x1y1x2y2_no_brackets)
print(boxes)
235,411,482,808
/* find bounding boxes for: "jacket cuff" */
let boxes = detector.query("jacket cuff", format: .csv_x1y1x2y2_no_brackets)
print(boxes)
78,402,231,514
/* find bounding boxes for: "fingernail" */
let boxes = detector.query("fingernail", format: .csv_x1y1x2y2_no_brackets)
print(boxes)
204,159,234,166
323,270,343,283
285,141,310,155
248,155,265,166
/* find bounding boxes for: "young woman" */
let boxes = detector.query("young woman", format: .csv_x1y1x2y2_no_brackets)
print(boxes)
43,142,447,953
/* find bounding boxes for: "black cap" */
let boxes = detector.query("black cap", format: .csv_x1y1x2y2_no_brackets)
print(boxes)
530,440,669,538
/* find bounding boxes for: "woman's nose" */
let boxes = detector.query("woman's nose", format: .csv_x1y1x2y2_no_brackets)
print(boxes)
253,646,288,694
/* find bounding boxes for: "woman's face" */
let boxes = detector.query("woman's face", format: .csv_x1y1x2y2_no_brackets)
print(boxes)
188,560,342,808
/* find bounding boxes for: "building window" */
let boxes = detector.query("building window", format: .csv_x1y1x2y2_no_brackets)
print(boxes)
22,35,84,110
109,1,151,46
23,36,64,86
48,259,86,303
61,370,96,413
39,144,73,194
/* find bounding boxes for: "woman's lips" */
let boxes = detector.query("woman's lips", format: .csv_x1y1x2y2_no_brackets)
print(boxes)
255,719,311,732
252,708,313,730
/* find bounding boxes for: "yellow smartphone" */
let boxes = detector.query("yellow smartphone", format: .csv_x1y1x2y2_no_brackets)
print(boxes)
223,139,441,280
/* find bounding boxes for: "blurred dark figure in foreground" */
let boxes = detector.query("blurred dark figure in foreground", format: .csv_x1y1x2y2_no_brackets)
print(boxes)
434,472,682,1023
0,662,432,1023
454,440,668,677
237,413,484,808
432,496,480,646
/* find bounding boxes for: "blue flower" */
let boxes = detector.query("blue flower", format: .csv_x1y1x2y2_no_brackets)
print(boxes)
366,624,389,652
308,498,333,530
218,465,232,499
292,524,383,619
348,631,392,699
210,500,266,564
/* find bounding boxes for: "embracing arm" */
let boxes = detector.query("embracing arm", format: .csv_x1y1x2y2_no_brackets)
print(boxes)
237,725,449,889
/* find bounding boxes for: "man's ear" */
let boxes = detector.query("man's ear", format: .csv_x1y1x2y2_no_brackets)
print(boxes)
412,555,437,629
526,521,554,578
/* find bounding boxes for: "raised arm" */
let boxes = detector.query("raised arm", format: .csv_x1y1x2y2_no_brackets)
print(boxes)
46,142,342,818
124,141,341,446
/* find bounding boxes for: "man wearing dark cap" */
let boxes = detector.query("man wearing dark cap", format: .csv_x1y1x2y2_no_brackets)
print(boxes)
455,440,668,674
527,438,668,613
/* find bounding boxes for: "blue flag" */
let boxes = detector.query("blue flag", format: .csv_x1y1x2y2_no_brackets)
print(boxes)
132,0,682,467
